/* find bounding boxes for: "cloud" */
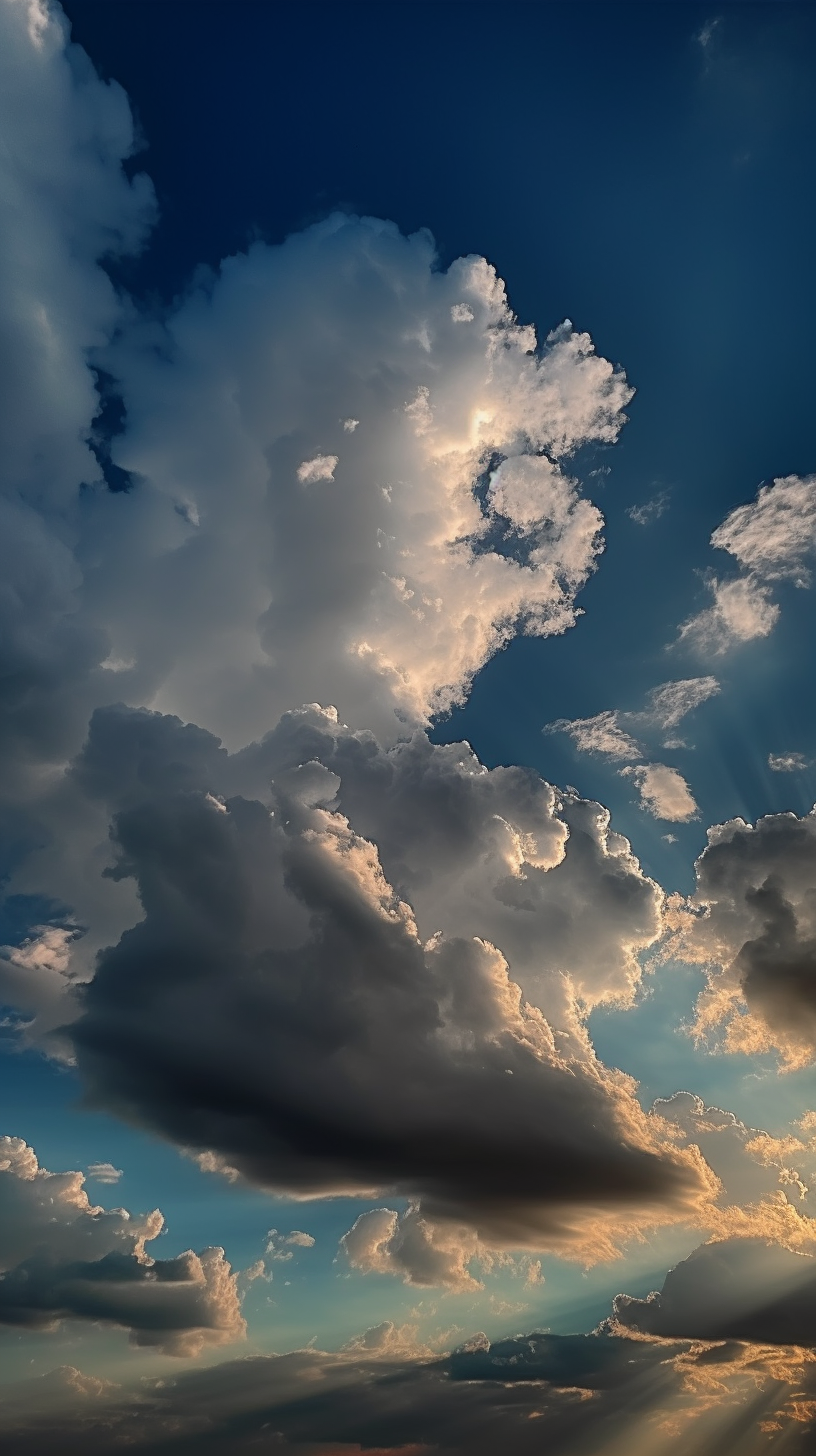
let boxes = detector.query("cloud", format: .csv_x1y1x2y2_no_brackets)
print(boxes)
545,709,642,760
296,453,339,484
341,1205,485,1291
711,475,816,585
620,763,698,821
265,1228,315,1260
613,1237,816,1346
0,0,153,807
43,703,714,1256
666,807,816,1066
676,476,816,652
627,488,669,526
678,574,780,652
4,1328,816,1454
0,1136,244,1355
645,676,720,729
769,753,809,773
85,1161,122,1185
92,220,631,752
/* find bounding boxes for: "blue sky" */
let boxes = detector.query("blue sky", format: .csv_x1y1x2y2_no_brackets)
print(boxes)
2,2,816,1452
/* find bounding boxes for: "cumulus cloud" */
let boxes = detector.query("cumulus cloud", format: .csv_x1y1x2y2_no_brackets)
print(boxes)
666,807,816,1066
0,1136,244,1354
265,1228,315,1260
677,475,816,652
678,574,780,652
0,0,153,805
341,1205,485,1291
91,219,631,751
43,704,713,1255
620,763,698,821
711,475,816,584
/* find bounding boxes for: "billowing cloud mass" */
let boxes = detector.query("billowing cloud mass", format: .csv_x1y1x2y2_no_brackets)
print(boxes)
667,808,816,1066
54,705,713,1254
667,815,816,1065
677,475,816,652
0,1136,244,1354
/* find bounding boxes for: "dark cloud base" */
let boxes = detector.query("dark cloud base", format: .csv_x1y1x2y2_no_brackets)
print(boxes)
1,1331,812,1456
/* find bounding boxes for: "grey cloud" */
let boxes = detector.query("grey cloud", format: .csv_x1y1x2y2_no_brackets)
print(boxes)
61,707,707,1253
0,1329,812,1455
669,807,816,1065
0,1136,244,1355
613,1237,816,1346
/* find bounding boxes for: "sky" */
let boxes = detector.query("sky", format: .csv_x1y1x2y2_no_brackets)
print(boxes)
2,0,816,1450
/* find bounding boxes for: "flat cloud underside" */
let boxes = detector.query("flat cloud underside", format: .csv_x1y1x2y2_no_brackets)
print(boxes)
62,705,706,1250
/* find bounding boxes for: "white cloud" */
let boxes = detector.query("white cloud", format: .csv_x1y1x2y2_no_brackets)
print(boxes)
676,476,816,653
545,709,642,760
711,474,816,584
86,1161,123,1185
678,574,780,652
769,752,809,772
296,453,339,484
620,763,698,822
265,1228,315,1260
341,1206,484,1291
645,676,720,729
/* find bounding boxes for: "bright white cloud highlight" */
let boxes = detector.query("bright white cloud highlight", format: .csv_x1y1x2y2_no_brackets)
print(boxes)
620,764,698,822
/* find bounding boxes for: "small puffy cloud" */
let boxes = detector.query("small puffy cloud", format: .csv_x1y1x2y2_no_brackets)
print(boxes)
666,807,816,1067
620,763,698,822
627,489,669,526
676,476,816,654
769,752,809,773
678,575,780,652
0,1136,244,1355
545,709,641,760
86,1162,123,1185
341,1206,485,1292
296,453,338,484
265,1228,315,1260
